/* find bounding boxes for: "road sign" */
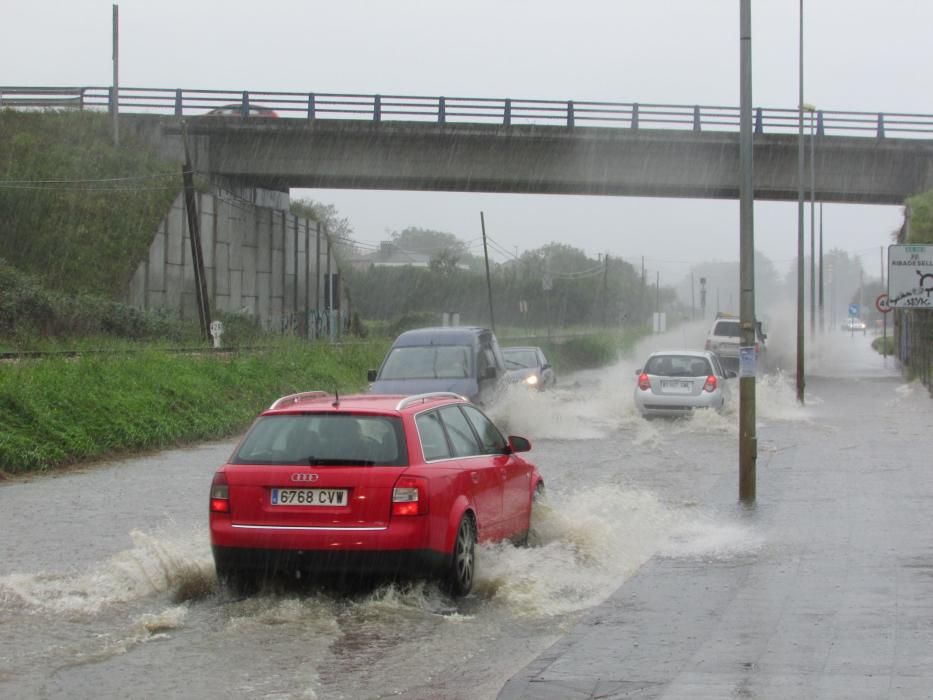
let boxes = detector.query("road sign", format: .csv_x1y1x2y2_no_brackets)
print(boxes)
875,293,891,314
888,244,933,309
848,303,860,317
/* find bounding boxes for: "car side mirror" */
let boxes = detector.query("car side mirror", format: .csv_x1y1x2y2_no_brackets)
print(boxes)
541,363,551,371
507,435,532,453
725,370,737,379
483,366,497,380
367,369,378,382
634,368,642,375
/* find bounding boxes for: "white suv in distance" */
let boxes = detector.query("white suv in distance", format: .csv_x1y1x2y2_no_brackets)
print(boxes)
704,314,767,372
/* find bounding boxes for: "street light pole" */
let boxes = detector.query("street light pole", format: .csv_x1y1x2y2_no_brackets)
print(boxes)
738,0,757,502
795,0,806,405
809,107,816,337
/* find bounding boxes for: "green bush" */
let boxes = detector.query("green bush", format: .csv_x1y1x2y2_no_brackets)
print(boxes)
872,335,895,356
0,259,200,345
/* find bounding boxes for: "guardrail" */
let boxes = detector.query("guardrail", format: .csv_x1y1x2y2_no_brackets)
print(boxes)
4,85,933,138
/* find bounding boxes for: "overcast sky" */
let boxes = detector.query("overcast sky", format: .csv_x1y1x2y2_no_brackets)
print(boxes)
4,0,930,285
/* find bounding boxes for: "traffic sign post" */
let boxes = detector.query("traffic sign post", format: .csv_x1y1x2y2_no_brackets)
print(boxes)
876,293,891,357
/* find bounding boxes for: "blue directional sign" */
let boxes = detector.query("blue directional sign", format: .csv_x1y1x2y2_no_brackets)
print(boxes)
848,303,860,317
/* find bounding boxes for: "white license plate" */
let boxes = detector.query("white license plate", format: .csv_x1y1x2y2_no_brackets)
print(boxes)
271,488,348,506
661,380,693,394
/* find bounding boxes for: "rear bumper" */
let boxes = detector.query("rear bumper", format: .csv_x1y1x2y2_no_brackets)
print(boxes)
634,392,723,416
210,516,448,577
212,544,449,578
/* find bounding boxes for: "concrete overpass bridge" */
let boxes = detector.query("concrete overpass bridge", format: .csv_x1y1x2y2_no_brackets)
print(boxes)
5,86,933,204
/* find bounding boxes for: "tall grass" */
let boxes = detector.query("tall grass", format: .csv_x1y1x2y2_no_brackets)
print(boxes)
0,339,388,474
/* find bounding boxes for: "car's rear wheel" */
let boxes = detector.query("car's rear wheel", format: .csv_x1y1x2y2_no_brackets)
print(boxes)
445,514,476,597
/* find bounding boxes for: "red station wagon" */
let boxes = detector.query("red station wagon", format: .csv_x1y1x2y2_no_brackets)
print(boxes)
209,391,543,596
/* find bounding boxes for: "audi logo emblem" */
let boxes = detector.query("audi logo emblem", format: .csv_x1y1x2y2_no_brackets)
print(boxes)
291,473,320,483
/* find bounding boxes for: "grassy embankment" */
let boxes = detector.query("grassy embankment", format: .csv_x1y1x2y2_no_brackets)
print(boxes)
0,339,388,475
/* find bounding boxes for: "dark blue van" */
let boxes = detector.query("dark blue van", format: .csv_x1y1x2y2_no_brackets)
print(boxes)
367,327,507,405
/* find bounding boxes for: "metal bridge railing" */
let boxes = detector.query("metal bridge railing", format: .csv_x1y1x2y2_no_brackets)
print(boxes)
4,85,933,138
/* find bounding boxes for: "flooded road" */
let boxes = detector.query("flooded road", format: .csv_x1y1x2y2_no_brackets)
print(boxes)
0,324,907,699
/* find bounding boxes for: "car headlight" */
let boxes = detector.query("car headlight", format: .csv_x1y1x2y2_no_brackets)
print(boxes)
524,375,539,386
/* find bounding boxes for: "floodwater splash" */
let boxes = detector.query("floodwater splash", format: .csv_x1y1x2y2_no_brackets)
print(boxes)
489,383,619,440
473,483,761,617
755,368,820,422
0,529,214,615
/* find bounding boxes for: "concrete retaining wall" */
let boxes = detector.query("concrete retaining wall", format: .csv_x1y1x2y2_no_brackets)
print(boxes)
127,189,344,335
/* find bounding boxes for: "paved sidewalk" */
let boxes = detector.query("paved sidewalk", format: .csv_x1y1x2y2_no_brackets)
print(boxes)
500,357,933,698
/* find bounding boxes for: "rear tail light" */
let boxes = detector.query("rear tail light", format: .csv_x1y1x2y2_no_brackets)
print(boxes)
704,339,711,350
392,476,428,516
210,472,230,513
703,375,718,393
637,373,651,391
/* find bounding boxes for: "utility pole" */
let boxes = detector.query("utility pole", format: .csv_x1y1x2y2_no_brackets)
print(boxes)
641,256,646,323
880,246,885,287
655,270,660,314
881,246,887,357
691,271,696,321
601,252,610,325
859,265,864,311
111,4,119,147
180,124,211,341
795,0,806,404
480,211,496,332
315,221,322,338
819,202,824,332
325,228,333,340
738,0,757,502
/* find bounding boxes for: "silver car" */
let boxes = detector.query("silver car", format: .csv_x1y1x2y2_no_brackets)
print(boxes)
633,350,734,418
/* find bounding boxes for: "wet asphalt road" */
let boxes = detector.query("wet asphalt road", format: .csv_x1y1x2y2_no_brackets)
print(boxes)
502,331,933,699
1,327,923,699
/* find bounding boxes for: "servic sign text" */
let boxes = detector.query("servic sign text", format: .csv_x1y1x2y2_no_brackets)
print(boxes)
887,245,933,308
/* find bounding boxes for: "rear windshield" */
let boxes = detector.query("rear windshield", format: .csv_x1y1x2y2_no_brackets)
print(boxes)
713,320,740,337
645,355,712,377
232,413,407,466
379,345,473,380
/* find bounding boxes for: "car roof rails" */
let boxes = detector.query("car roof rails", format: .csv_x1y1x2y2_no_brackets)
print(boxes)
268,391,330,410
395,392,466,411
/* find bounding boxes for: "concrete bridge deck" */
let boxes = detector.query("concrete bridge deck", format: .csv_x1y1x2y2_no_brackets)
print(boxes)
174,118,933,205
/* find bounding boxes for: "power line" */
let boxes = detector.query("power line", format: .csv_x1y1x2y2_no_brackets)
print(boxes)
0,171,181,185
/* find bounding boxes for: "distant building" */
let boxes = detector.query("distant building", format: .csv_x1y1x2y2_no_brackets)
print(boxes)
346,242,433,270
346,241,471,272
